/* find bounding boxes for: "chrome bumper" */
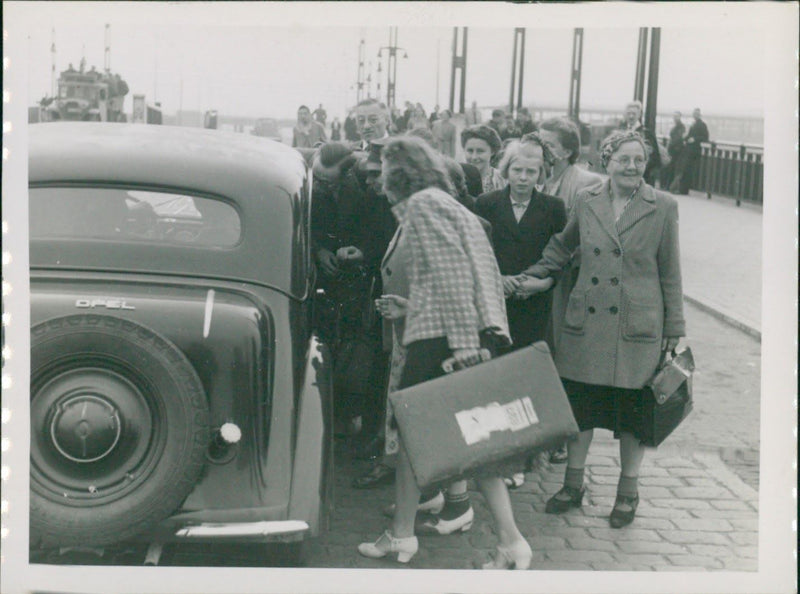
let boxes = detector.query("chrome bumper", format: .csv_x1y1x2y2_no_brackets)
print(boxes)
175,520,309,542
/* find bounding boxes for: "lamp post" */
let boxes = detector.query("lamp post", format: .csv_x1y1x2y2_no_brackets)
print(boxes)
378,26,408,109
356,38,366,104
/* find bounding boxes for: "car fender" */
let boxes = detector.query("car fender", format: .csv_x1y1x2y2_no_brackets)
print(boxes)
287,334,333,536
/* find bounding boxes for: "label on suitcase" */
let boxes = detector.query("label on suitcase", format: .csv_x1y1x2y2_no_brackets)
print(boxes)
389,342,579,490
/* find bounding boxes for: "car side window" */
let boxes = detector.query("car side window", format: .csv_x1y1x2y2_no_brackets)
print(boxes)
30,187,241,248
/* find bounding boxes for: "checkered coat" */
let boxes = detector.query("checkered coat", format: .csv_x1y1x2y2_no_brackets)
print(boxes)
525,181,685,389
400,187,510,350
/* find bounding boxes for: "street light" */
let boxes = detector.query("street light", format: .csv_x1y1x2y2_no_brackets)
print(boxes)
377,26,408,109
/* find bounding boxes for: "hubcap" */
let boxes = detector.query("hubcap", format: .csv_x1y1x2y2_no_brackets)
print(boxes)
50,394,121,463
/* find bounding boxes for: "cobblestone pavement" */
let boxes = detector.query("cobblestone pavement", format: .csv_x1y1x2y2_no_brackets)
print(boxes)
307,300,761,571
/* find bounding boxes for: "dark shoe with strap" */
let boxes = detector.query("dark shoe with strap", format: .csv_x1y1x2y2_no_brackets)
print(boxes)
609,493,639,528
544,485,585,514
352,462,395,489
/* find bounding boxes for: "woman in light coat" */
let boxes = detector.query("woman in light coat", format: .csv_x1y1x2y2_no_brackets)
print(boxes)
521,129,685,528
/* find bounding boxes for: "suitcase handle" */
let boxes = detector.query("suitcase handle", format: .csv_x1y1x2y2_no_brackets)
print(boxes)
441,348,492,374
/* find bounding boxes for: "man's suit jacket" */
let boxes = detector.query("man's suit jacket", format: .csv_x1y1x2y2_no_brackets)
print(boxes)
474,187,567,349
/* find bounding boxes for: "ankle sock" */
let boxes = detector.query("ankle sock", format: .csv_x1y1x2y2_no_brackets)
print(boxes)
617,475,639,498
564,467,585,490
439,491,470,520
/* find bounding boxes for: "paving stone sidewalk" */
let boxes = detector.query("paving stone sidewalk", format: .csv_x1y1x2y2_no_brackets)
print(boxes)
308,433,759,572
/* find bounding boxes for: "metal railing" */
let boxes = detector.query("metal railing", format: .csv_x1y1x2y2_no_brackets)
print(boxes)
697,141,763,206
658,137,763,206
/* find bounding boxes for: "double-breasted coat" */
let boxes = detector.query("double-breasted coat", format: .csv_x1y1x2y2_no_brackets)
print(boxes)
525,181,685,389
474,186,566,349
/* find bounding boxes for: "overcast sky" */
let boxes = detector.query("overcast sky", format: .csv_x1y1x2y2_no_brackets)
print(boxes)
15,2,766,121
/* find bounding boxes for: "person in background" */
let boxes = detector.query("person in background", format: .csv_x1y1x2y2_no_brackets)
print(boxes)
429,105,440,125
293,105,327,149
330,116,342,141
487,108,507,140
619,100,660,186
408,105,430,131
676,108,710,195
344,110,360,142
358,137,533,570
313,103,328,127
433,109,457,158
661,111,685,191
536,117,604,464
465,100,483,126
516,107,537,136
474,135,567,488
522,129,685,529
503,113,521,140
461,125,506,194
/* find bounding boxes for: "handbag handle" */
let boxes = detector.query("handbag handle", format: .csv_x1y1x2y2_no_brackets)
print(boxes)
441,348,492,374
656,347,679,370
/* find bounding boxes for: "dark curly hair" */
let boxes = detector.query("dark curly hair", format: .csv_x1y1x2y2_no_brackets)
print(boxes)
460,124,502,155
538,117,581,164
381,136,454,202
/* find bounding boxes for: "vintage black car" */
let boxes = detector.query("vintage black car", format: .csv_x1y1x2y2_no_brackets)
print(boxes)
28,122,332,565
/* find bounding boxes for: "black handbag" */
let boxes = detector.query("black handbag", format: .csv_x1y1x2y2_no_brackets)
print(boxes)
640,347,695,447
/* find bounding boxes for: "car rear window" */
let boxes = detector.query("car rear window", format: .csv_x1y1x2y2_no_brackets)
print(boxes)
30,187,241,248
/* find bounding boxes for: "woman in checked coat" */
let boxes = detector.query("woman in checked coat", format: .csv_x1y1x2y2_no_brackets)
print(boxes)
357,136,533,570
522,129,685,529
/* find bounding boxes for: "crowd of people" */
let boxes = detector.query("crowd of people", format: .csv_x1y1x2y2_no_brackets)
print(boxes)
297,96,687,569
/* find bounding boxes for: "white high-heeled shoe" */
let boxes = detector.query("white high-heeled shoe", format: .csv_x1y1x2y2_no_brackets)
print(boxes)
481,539,533,570
357,530,419,564
418,505,474,535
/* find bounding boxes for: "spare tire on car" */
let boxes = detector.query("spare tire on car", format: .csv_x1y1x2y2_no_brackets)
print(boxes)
30,314,210,548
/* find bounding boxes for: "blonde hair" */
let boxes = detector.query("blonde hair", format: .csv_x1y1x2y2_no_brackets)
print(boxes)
498,140,547,185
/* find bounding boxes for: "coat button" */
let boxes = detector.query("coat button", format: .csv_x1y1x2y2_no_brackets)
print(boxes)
609,306,618,314
591,277,599,285
588,306,596,314
593,247,601,255
613,248,621,257
610,277,619,286
385,268,392,276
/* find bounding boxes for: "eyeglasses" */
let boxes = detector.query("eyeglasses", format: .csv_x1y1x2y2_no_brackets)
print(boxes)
609,156,647,168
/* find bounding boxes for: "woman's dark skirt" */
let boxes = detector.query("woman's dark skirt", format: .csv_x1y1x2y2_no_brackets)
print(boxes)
561,378,649,443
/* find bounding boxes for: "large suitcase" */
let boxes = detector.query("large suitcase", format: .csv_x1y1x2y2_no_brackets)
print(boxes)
389,342,579,490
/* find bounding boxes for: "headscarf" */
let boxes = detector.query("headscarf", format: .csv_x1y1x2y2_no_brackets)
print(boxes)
599,129,648,169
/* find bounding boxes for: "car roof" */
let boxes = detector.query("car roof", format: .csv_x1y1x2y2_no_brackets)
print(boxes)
29,123,312,299
29,122,306,199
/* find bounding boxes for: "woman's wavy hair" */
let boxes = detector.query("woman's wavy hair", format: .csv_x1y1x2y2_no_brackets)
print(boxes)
381,136,454,201
538,117,581,164
460,124,502,155
497,140,548,185
599,129,648,169
441,155,468,201
405,126,439,150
